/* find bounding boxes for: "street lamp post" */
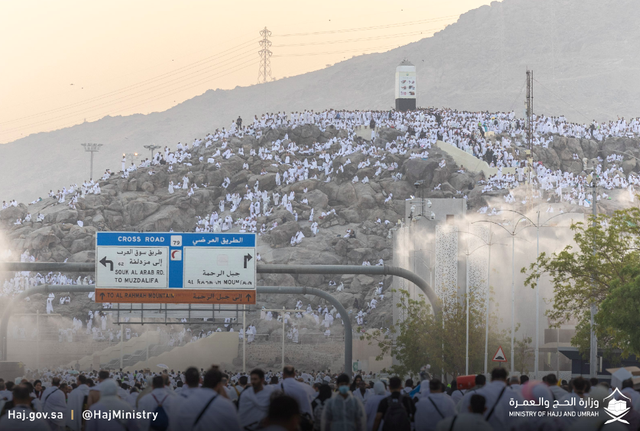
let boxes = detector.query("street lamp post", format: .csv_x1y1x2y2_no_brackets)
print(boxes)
490,208,575,378
80,143,102,180
485,225,492,375
466,229,470,375
264,307,299,370
473,216,529,374
584,159,599,379
144,144,161,159
460,227,496,375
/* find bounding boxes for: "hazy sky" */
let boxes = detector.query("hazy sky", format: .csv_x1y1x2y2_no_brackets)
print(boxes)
0,0,493,144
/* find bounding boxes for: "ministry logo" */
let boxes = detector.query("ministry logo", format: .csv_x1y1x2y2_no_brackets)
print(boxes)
604,388,631,425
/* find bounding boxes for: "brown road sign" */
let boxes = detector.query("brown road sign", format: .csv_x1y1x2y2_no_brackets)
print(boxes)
94,288,256,304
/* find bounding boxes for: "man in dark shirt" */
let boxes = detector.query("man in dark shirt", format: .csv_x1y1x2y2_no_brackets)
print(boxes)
372,376,415,431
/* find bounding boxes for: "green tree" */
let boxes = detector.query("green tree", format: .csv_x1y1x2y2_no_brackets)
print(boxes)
596,265,640,357
360,289,510,377
513,326,533,374
522,207,640,357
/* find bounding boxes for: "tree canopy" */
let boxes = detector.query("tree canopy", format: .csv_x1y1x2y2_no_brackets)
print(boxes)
360,289,516,377
522,207,640,358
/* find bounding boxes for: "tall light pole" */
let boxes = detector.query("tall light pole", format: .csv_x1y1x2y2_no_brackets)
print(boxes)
474,216,529,374
584,159,599,378
80,143,102,180
485,225,492,375
461,227,493,375
498,208,574,378
144,144,160,159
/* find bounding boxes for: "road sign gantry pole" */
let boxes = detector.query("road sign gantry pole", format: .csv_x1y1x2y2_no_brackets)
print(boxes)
0,261,436,374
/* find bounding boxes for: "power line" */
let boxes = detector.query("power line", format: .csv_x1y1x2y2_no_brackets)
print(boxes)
1,50,257,130
83,61,259,125
1,39,258,126
1,59,259,140
508,81,527,112
532,79,594,122
0,34,258,116
0,56,259,136
272,29,442,48
272,15,457,37
273,44,401,58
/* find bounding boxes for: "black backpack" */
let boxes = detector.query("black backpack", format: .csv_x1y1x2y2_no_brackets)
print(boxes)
382,394,410,431
149,394,169,431
280,383,314,431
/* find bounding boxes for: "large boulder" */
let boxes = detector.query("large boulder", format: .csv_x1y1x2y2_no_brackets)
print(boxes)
55,210,78,224
337,183,357,206
266,221,301,248
0,205,27,221
449,172,475,191
306,190,329,209
24,226,60,251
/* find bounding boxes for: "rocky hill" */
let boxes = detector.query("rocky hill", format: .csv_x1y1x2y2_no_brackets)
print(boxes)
3,0,640,203
2,119,637,309
2,114,640,370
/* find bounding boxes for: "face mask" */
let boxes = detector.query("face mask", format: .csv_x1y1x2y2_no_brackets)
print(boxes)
338,386,349,395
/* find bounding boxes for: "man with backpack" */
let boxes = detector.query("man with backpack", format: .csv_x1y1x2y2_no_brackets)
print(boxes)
372,376,415,431
173,367,241,431
280,366,315,431
66,375,90,431
41,377,66,431
138,375,177,431
238,368,275,430
414,379,456,431
435,394,493,431
473,368,523,431
0,384,49,431
85,379,139,431
321,374,366,431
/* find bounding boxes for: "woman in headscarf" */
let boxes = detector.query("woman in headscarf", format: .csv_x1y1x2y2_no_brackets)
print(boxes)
365,382,387,431
312,384,332,431
85,379,139,431
350,375,363,393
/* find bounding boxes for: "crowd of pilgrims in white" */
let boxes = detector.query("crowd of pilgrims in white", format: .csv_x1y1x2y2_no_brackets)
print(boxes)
2,108,640,359
3,111,640,431
4,109,640,228
0,365,632,431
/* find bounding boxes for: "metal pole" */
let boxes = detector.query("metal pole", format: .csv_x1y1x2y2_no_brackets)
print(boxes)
2,285,351,372
0,263,439,315
484,226,491,375
260,264,440,316
243,305,246,373
146,327,149,361
590,179,598,378
511,233,515,374
281,307,285,370
90,151,94,180
120,325,124,370
557,326,560,376
535,212,540,379
258,286,352,373
36,310,40,371
465,229,470,375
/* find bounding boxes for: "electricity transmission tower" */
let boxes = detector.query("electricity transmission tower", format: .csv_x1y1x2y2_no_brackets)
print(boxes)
80,143,102,180
258,27,273,84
